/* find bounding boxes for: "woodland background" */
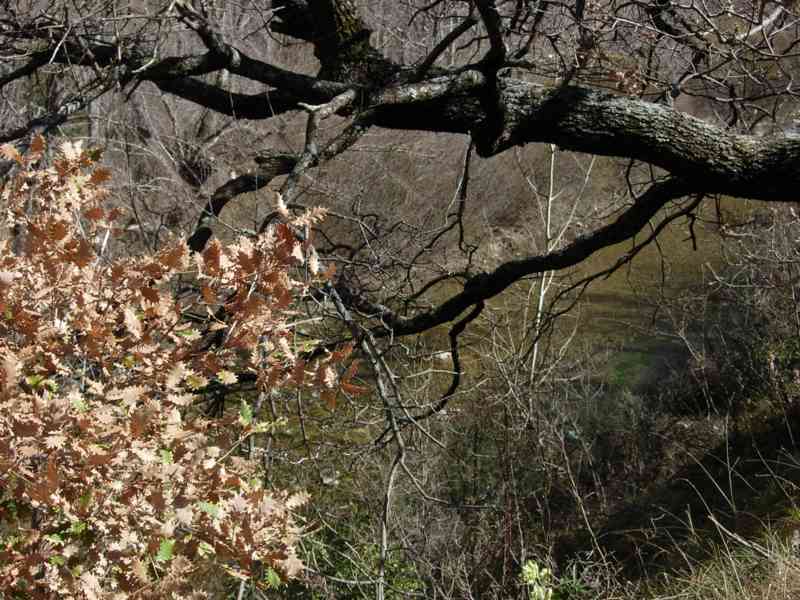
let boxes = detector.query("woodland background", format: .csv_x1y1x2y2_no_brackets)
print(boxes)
2,1,800,599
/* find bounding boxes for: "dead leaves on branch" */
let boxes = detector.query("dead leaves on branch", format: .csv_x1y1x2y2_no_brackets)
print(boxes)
0,139,357,599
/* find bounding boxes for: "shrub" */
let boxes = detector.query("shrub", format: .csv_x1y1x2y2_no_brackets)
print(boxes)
0,138,341,598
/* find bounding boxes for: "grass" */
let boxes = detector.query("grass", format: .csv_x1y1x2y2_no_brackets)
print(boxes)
647,522,800,599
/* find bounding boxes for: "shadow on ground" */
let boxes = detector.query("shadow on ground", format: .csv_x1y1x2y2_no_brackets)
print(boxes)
555,410,800,579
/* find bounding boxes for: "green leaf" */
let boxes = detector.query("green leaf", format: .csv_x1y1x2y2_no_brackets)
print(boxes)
198,501,219,518
155,538,175,562
252,421,271,434
239,400,253,426
49,555,65,566
86,147,104,162
71,396,89,412
185,373,208,390
175,328,200,339
197,541,214,558
45,533,64,545
25,374,45,388
69,521,87,535
301,339,321,352
160,449,174,465
264,567,282,589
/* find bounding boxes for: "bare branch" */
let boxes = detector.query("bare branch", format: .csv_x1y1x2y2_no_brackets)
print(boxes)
375,177,693,337
414,16,478,80
474,0,507,65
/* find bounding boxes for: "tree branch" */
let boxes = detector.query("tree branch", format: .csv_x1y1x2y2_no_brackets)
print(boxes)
374,177,693,337
187,151,298,253
154,78,305,119
474,0,506,65
415,17,478,80
370,79,800,201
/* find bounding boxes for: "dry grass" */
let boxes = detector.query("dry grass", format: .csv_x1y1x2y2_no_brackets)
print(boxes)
647,524,800,600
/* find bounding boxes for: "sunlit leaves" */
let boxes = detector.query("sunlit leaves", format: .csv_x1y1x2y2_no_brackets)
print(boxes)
123,306,142,339
185,372,209,390
0,139,342,598
217,370,238,385
198,501,220,518
0,143,22,164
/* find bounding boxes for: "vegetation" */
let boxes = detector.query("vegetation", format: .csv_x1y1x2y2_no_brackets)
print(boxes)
0,139,345,597
2,1,800,599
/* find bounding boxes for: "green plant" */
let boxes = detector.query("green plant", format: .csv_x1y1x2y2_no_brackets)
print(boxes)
521,561,555,600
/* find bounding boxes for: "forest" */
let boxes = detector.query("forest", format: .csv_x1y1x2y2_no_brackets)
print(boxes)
2,0,800,598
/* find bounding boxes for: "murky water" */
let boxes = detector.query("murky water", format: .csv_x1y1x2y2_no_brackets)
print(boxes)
572,198,760,389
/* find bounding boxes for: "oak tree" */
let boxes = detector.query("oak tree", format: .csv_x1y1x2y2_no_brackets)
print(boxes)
2,1,798,343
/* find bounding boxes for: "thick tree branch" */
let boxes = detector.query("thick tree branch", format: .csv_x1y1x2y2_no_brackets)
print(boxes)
187,151,297,253
474,0,507,65
270,1,316,41
370,79,800,201
0,51,51,89
306,0,369,57
154,78,304,119
174,1,349,96
280,89,358,202
273,0,396,83
0,29,348,123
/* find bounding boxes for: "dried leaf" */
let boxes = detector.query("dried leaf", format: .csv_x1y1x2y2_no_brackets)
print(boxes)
2,352,19,390
202,239,222,277
29,134,45,156
158,242,187,269
321,389,337,411
217,370,238,385
60,139,84,161
276,193,290,218
201,284,216,304
88,167,112,186
308,246,319,275
341,382,369,396
0,143,22,164
291,242,304,264
132,559,151,584
140,285,160,304
84,206,105,221
124,306,142,339
0,271,18,288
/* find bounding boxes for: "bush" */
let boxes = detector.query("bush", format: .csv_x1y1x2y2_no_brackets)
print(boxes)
0,138,342,598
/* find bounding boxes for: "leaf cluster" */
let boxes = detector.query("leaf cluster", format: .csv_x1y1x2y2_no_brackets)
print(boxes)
0,138,343,599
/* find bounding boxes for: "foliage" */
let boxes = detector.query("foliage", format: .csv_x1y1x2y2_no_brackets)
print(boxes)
0,138,343,598
521,561,594,600
521,561,555,600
